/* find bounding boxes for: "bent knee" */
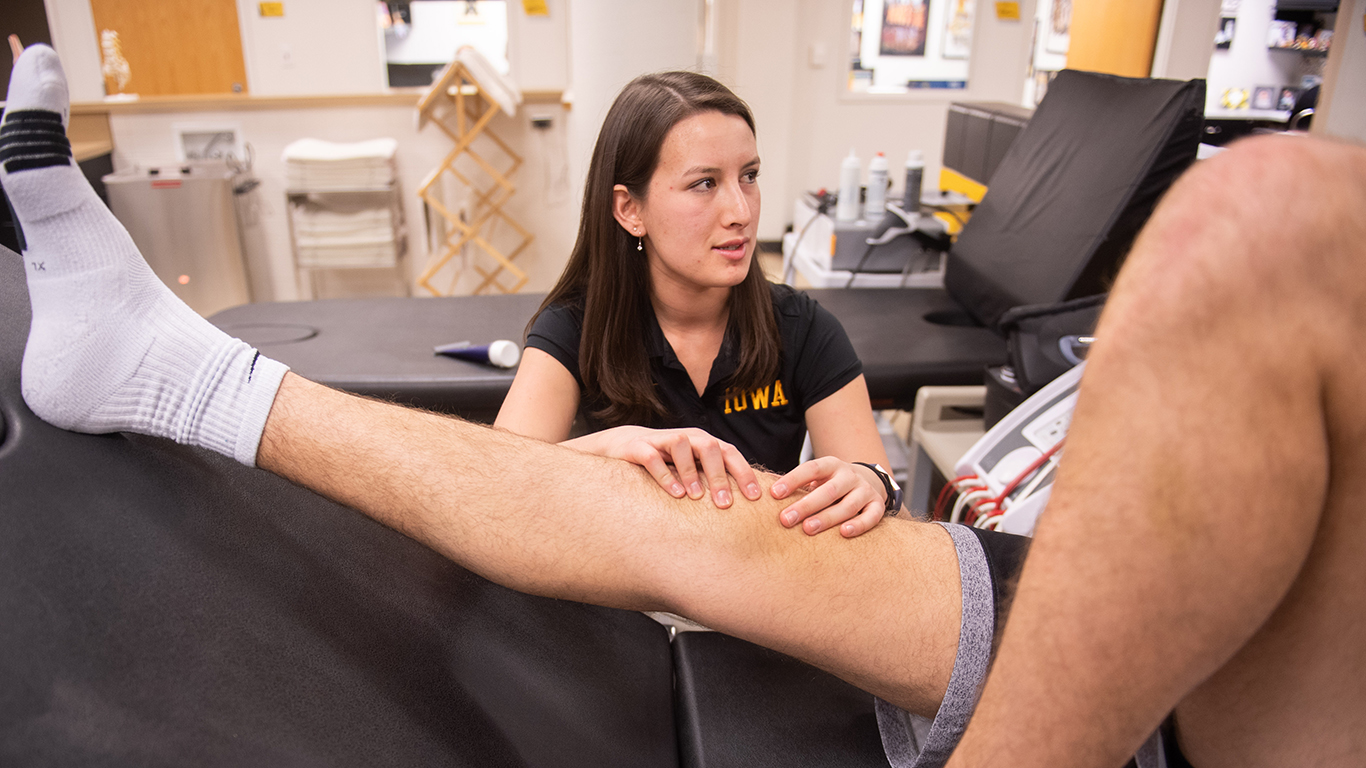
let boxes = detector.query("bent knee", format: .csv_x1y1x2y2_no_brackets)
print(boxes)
1175,136,1366,268
1108,136,1366,337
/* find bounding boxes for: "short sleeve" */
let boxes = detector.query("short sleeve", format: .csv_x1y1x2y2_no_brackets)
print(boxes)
526,303,586,388
784,290,863,410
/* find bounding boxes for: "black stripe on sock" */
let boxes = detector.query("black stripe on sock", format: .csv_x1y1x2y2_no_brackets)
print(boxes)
0,108,73,172
4,155,72,172
0,139,72,162
0,118,65,132
0,127,67,145
0,109,63,126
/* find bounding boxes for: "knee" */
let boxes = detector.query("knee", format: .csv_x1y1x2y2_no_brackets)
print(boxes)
1118,135,1366,313
1184,136,1366,255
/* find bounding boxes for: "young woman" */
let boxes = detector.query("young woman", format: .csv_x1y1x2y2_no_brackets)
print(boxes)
496,71,900,538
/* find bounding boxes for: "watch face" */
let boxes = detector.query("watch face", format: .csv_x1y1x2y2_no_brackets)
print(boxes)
872,463,900,491
860,463,900,512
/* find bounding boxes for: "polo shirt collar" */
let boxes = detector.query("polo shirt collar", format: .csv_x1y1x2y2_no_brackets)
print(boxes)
644,308,740,393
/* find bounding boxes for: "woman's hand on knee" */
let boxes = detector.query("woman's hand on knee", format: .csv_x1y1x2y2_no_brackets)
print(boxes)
770,457,887,538
564,426,762,507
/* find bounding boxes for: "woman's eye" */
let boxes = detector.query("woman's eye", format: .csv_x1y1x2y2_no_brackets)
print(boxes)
693,178,716,190
743,170,759,183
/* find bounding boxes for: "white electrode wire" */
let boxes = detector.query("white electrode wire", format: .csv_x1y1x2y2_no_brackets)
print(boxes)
976,513,1004,530
951,489,994,524
784,209,826,285
936,476,984,521
1011,457,1060,509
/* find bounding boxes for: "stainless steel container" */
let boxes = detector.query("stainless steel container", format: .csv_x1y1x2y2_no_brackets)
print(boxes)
103,163,251,317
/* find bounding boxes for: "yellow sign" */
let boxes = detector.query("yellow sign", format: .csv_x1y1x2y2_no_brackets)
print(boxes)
259,2,284,17
995,2,1020,19
522,0,549,16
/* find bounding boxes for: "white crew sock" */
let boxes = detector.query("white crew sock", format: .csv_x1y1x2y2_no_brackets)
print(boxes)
2,45,288,466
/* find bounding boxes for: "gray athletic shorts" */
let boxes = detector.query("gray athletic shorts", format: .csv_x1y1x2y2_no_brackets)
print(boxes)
876,523,1177,768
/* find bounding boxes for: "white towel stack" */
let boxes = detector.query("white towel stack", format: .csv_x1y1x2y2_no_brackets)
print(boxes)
283,138,398,191
282,138,402,268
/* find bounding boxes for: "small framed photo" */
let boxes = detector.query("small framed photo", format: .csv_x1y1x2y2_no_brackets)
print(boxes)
1252,86,1277,111
1267,19,1297,48
1278,87,1299,111
1215,16,1235,49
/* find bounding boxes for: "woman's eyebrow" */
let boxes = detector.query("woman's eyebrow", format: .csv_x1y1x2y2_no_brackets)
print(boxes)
680,157,761,176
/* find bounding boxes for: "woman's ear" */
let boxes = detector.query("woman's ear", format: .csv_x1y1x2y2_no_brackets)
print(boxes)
612,184,644,237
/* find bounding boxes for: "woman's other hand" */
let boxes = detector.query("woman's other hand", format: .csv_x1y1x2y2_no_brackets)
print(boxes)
770,458,887,538
564,426,762,508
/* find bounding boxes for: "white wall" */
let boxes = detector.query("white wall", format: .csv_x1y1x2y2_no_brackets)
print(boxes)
1318,0,1366,142
235,0,388,95
1151,0,1222,80
716,0,800,242
41,0,102,101
564,0,701,228
749,0,1036,238
1205,0,1313,112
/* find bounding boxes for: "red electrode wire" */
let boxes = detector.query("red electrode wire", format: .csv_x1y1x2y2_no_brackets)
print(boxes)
934,474,981,521
991,439,1066,509
964,440,1065,525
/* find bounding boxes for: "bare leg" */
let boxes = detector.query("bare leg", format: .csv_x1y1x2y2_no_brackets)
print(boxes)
259,374,964,717
950,135,1366,767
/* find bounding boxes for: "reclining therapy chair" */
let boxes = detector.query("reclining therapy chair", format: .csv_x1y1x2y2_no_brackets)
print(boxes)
810,69,1205,409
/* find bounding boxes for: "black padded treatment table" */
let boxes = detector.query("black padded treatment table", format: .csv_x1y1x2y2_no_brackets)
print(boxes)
208,287,1006,417
210,292,544,421
0,247,890,766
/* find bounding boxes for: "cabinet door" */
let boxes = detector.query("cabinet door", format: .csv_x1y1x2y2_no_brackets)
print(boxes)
88,0,248,95
1066,0,1165,78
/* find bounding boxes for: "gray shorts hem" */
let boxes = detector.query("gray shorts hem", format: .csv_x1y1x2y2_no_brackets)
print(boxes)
876,522,995,768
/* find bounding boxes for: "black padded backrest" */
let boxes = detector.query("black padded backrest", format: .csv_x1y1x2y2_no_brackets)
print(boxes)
0,249,677,766
944,70,1205,331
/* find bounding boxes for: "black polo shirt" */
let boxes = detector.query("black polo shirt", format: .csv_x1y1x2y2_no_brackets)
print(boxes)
526,283,863,472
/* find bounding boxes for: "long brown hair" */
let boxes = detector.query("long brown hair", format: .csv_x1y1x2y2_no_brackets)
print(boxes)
533,71,780,427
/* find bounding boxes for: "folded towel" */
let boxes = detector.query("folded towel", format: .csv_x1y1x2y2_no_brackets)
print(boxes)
281,137,398,163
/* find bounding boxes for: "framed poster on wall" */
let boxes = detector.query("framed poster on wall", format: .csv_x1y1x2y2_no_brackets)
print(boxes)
851,0,976,91
880,0,930,56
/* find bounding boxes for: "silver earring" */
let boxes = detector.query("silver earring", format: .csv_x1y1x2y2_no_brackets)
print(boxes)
637,236,643,252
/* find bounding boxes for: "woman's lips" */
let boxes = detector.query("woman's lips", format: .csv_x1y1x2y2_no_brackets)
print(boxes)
714,239,749,260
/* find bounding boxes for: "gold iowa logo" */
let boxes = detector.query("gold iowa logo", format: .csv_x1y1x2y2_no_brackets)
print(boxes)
722,380,789,414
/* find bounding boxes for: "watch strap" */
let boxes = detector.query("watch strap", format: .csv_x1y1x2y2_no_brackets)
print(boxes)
853,462,903,515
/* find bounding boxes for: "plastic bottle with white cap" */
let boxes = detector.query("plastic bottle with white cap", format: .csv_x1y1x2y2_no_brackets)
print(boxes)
865,152,889,220
836,149,861,222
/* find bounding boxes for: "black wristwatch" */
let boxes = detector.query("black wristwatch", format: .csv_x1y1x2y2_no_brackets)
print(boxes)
853,462,903,516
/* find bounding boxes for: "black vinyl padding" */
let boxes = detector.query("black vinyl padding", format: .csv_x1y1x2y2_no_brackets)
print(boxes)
672,632,888,768
803,288,1007,410
1,248,679,766
945,71,1205,331
210,293,545,421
